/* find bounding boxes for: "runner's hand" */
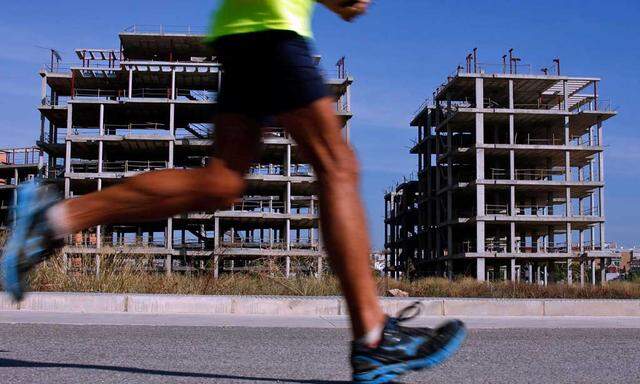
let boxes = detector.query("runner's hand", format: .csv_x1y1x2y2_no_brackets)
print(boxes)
319,0,371,22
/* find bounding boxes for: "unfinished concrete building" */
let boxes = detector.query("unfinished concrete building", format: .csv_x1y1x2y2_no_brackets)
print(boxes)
385,50,615,284
37,25,352,276
0,148,43,233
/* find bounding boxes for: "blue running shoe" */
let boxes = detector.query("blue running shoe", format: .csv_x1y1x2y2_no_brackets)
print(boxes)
1,181,63,302
351,302,467,384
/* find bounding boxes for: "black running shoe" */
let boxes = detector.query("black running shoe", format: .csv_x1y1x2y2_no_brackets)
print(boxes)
351,302,467,383
1,181,63,301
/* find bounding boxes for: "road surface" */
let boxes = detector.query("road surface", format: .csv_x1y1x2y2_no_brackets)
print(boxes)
1,312,639,383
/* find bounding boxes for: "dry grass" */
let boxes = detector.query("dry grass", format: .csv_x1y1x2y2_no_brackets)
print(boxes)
23,255,640,299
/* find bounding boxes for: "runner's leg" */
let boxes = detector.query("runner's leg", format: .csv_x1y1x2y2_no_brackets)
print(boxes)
52,115,261,234
279,97,385,339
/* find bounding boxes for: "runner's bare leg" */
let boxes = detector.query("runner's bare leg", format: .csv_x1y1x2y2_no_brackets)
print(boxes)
54,115,261,233
280,97,385,338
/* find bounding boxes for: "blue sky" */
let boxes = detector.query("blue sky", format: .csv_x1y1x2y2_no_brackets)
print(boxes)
1,0,639,249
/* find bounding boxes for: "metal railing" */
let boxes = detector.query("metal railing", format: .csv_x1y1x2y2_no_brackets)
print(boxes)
130,88,171,98
488,168,509,179
123,24,208,35
102,161,168,173
485,204,509,215
324,68,349,80
290,239,320,250
516,243,568,253
221,237,288,250
516,136,563,145
70,161,167,174
485,240,508,253
515,205,555,216
231,199,286,213
569,136,593,146
74,88,124,99
41,96,69,106
515,168,564,181
43,63,73,73
575,99,614,113
0,148,41,165
574,207,600,216
476,62,533,75
103,123,169,137
249,164,285,176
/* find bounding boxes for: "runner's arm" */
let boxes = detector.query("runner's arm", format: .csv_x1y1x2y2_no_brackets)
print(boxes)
317,0,371,22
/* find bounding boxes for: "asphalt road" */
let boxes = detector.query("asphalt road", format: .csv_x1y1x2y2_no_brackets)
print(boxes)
1,322,639,384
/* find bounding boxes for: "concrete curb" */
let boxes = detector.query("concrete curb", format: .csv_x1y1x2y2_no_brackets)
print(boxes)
2,293,640,317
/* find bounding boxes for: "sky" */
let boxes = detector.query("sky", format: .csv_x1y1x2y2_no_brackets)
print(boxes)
1,0,639,249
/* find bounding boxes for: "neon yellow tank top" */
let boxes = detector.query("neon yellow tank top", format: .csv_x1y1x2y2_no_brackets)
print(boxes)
207,0,315,43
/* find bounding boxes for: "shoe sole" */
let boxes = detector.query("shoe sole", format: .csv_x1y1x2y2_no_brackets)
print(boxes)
353,325,468,384
1,182,39,301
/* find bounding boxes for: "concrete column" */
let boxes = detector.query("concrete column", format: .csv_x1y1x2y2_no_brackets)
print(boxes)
476,258,486,282
508,80,515,110
96,178,102,276
317,257,323,278
214,217,220,248
591,259,596,285
600,257,607,284
285,220,291,251
476,78,484,109
566,222,572,256
562,80,569,111
171,69,176,100
213,255,219,279
477,221,485,255
41,74,47,105
285,183,292,214
510,222,516,253
64,140,72,198
169,104,175,169
510,258,516,282
166,218,173,276
527,264,533,283
65,142,72,174
285,145,292,177
99,104,105,135
285,256,291,278
567,259,573,285
598,125,605,250
580,261,585,287
475,81,485,257
544,264,548,286
128,69,133,98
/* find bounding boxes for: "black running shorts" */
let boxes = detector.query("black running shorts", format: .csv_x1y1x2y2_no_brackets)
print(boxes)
211,30,330,119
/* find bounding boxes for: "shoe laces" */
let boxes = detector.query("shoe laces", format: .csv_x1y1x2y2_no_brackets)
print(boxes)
388,301,436,338
396,301,423,322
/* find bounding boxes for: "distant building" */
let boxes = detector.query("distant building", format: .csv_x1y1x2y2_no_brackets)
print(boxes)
385,49,616,284
0,148,42,232
35,25,353,277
